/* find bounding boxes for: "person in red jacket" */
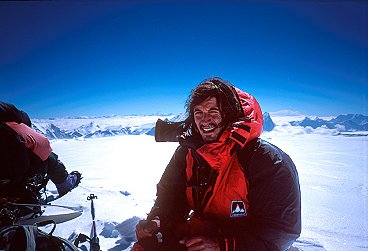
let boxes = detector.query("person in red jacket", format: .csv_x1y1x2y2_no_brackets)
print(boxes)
134,77,301,251
0,101,81,203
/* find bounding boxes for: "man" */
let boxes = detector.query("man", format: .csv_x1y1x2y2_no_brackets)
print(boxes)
0,101,81,204
135,77,301,251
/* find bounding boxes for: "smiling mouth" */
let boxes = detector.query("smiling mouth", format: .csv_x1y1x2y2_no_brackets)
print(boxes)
200,124,216,133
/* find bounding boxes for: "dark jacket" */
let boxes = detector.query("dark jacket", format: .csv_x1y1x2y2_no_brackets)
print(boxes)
152,137,301,251
151,87,301,250
0,122,68,202
0,101,68,202
0,101,31,127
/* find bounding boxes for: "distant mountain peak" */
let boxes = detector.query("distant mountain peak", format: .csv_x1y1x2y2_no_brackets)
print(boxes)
263,112,276,131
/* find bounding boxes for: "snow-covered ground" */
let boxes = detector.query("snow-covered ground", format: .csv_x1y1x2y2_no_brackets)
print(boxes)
39,117,367,251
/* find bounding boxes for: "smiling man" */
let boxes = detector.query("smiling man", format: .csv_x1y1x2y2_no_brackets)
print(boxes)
134,77,301,251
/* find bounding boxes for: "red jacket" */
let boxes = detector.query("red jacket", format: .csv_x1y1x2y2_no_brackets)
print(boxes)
185,88,263,220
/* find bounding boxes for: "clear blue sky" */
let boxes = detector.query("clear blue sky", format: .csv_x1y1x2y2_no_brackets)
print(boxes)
1,1,367,118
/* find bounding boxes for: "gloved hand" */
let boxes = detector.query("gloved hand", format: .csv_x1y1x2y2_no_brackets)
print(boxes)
135,219,160,240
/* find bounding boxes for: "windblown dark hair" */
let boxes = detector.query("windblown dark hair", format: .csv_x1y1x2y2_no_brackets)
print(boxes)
185,77,244,130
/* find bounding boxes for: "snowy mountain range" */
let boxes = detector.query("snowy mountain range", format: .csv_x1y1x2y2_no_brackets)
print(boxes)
31,115,175,139
31,113,367,140
290,114,368,131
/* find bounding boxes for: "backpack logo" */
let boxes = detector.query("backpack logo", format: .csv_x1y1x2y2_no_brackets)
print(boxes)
230,200,247,217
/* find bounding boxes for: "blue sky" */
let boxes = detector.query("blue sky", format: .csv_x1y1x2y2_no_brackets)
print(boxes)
1,1,367,118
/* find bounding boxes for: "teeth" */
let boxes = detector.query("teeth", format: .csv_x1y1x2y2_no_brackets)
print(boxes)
202,125,215,132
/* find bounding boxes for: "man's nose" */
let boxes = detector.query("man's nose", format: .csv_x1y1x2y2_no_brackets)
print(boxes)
202,112,211,122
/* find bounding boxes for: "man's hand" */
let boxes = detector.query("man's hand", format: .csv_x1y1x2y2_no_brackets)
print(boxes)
135,219,160,240
179,236,220,251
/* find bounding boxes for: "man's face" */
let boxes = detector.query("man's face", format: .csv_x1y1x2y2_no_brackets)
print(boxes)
193,97,224,143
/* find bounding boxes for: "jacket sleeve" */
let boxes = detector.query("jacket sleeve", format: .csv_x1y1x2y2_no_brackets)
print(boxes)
225,140,301,251
45,152,68,184
151,146,190,228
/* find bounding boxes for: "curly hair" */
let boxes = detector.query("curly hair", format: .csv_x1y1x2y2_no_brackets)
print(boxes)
185,77,244,130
